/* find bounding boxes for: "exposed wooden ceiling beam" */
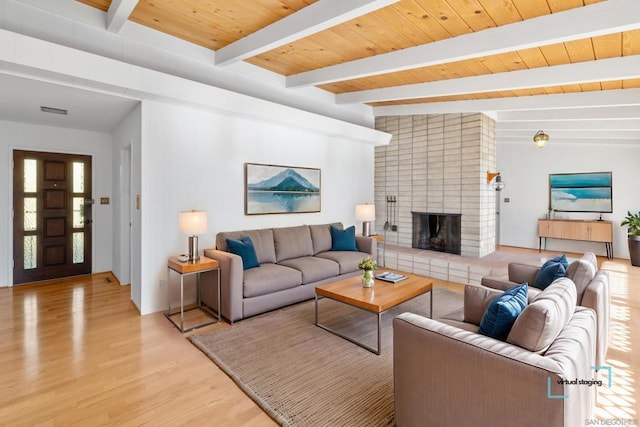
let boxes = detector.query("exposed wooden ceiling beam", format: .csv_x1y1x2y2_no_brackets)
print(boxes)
287,0,640,88
497,106,640,122
338,56,640,104
372,89,640,116
497,129,640,141
215,0,400,67
107,0,139,33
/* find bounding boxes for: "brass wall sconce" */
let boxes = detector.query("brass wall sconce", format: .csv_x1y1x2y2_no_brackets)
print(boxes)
487,171,505,191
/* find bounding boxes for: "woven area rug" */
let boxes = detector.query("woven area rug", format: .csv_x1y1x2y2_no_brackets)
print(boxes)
190,287,463,427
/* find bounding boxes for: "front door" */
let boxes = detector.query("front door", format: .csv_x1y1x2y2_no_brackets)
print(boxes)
13,150,93,284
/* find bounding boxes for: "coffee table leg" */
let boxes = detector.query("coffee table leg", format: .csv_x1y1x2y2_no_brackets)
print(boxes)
430,289,433,319
315,299,381,355
377,313,382,354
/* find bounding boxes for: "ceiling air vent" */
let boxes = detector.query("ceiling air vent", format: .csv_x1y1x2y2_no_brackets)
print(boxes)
40,106,68,115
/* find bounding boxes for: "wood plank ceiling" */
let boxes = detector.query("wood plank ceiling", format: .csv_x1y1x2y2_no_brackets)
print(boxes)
76,0,640,116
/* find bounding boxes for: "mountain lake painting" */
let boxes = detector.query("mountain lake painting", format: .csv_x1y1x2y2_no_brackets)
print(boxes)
245,163,321,214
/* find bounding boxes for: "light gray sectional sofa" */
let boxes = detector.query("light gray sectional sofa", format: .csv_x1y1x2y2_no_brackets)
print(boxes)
201,223,376,323
394,278,597,427
480,252,609,366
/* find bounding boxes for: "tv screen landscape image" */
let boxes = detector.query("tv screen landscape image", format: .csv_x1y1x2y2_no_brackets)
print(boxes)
549,172,613,213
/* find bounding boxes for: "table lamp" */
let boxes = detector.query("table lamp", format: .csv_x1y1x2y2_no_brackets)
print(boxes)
179,210,208,261
356,204,376,237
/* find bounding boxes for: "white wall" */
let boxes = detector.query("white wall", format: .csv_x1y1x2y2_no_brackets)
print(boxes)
137,100,375,314
112,103,142,309
0,119,113,286
497,141,640,259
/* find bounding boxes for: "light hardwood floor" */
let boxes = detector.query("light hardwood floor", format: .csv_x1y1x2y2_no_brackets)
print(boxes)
1,248,638,425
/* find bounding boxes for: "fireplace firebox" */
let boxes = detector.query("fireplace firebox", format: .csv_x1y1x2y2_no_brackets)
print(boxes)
412,212,461,255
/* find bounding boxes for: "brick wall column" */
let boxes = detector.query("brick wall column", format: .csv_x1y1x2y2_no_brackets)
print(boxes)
374,113,497,257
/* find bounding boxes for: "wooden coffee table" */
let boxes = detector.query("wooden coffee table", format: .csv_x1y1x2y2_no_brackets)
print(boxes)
314,269,433,355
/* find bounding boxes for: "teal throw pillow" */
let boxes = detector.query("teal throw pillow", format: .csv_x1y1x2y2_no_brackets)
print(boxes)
479,283,528,341
330,225,357,251
533,261,566,289
548,254,569,269
226,236,260,270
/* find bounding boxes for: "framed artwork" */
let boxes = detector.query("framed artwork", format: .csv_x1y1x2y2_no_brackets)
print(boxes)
245,163,321,215
549,171,613,213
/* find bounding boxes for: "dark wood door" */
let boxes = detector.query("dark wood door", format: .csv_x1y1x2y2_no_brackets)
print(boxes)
13,150,92,284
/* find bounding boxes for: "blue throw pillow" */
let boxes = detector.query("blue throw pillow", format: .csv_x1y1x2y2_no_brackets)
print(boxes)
330,225,357,251
533,262,566,290
548,254,569,269
226,236,260,270
479,283,528,341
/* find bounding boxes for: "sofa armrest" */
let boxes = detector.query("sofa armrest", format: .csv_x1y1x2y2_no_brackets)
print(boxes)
581,270,610,366
202,249,244,323
393,312,592,427
480,276,516,292
355,236,377,260
508,262,540,285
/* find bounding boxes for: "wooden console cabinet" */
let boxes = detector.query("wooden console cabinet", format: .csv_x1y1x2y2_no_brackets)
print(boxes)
538,219,613,259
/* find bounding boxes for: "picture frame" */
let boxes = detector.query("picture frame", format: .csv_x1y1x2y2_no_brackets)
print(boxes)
548,171,613,213
245,163,321,215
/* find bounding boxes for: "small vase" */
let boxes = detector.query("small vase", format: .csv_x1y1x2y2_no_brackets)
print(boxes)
361,269,375,288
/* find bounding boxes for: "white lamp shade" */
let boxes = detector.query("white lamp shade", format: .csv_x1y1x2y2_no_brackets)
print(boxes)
179,210,208,235
355,204,376,221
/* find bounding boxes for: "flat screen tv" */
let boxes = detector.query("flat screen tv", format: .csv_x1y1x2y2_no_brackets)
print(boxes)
549,172,612,213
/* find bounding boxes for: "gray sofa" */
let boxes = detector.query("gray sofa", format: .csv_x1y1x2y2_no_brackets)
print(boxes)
201,223,376,322
394,278,597,427
480,252,609,367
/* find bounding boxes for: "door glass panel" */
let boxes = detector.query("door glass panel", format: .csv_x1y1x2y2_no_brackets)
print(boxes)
24,159,37,192
24,198,37,231
73,162,84,193
24,235,37,269
73,198,84,228
73,232,84,264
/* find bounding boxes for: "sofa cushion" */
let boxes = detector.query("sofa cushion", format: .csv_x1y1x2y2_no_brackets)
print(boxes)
533,261,566,290
217,229,276,264
463,285,503,325
507,278,577,353
580,252,598,270
478,283,528,340
278,256,340,284
243,263,302,298
315,250,368,274
566,259,596,303
309,223,341,254
226,236,259,270
273,225,314,262
330,225,357,251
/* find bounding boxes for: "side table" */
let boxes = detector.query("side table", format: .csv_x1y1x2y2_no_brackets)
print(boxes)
165,256,221,332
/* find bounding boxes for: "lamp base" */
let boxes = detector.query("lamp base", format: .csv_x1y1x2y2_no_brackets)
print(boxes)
187,235,200,262
362,221,371,237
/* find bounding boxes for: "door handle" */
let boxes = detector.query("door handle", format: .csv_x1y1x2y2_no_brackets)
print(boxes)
84,199,95,205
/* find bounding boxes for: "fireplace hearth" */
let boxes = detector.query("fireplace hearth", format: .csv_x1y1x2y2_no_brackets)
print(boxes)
412,212,461,255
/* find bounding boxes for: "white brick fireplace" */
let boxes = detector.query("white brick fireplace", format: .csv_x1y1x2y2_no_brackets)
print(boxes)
374,113,497,258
